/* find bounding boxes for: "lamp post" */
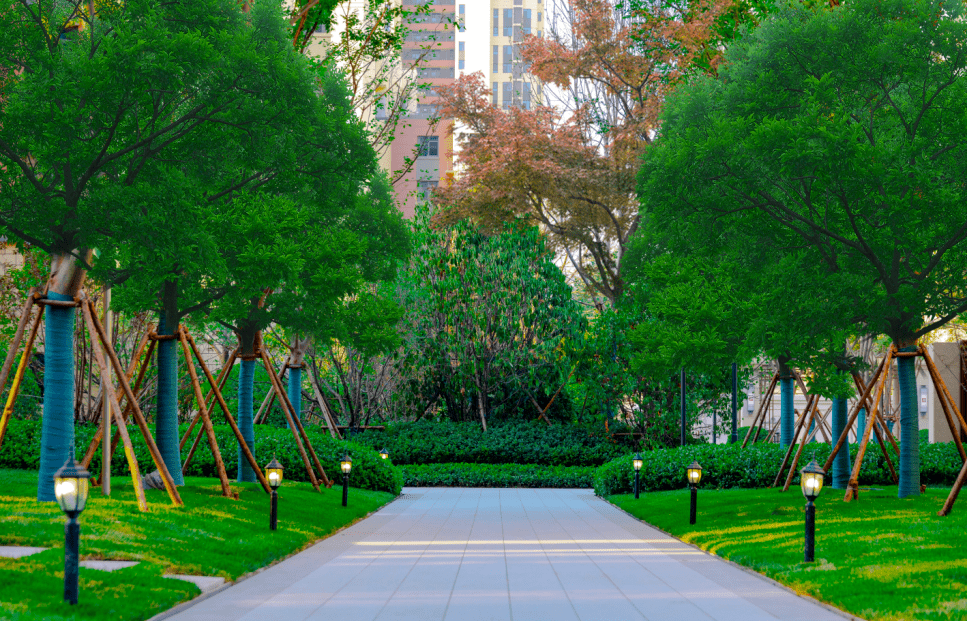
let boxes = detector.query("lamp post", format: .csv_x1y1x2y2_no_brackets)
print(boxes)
266,457,283,531
800,458,825,563
340,454,352,507
54,454,91,605
632,453,643,499
379,448,389,460
686,460,703,525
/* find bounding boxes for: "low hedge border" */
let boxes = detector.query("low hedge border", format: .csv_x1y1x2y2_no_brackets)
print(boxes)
593,439,963,496
399,463,596,488
0,419,402,494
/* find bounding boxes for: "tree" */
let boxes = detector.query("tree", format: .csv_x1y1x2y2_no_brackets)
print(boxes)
397,211,585,429
639,0,967,496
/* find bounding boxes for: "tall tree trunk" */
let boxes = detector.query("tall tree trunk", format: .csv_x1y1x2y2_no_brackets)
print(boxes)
154,283,184,485
857,408,866,443
897,350,920,498
288,366,301,425
37,252,89,501
236,327,258,483
830,396,850,488
778,358,794,448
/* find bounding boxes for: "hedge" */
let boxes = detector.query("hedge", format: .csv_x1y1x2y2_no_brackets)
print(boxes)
399,463,596,488
348,420,631,466
593,439,964,496
0,419,402,494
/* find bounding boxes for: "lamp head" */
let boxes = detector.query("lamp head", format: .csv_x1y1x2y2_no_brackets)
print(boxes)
266,456,283,490
686,460,703,486
340,454,353,475
800,458,825,501
379,448,389,460
54,455,91,515
632,453,643,472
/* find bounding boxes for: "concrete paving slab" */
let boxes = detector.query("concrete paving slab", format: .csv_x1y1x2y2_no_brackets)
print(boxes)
0,546,47,558
80,560,139,571
164,574,227,593
157,488,860,621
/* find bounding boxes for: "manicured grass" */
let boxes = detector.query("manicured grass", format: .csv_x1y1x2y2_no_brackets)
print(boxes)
612,486,967,620
0,469,395,620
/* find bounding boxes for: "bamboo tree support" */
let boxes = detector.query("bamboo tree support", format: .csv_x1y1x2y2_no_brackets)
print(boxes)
751,373,780,445
772,393,819,487
822,352,889,477
842,348,895,502
182,330,271,494
782,399,824,491
83,298,183,507
258,345,330,489
0,289,38,402
177,329,232,497
180,348,236,452
850,373,900,484
79,301,151,511
921,346,967,447
742,372,779,448
0,301,44,451
254,355,290,425
307,366,342,440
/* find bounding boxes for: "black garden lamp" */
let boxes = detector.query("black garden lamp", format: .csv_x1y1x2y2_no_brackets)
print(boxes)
379,448,389,460
340,454,352,506
632,453,643,500
266,456,283,531
686,460,702,525
800,458,825,562
54,454,91,605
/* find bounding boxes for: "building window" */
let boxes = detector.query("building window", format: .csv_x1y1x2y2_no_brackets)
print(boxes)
492,82,498,105
503,81,512,109
459,4,465,31
538,12,542,21
416,180,438,203
417,136,439,157
523,81,532,110
493,9,498,36
523,9,532,34
503,45,513,73
493,45,498,73
503,8,513,36
458,41,465,70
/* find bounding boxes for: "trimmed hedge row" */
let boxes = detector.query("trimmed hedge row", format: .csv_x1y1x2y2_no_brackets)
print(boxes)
0,419,402,494
593,440,964,496
349,420,630,466
399,463,596,488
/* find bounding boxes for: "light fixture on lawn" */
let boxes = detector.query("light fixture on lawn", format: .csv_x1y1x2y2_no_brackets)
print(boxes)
54,452,91,605
799,457,826,563
266,456,283,531
632,453,643,500
379,448,389,460
341,454,352,507
686,460,703,525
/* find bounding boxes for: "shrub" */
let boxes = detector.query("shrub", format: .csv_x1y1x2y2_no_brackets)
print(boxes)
0,419,401,494
593,439,963,496
348,420,631,466
399,463,595,488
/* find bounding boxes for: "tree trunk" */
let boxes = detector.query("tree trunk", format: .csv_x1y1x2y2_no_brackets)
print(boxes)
778,359,794,449
154,308,184,486
897,352,921,498
830,396,850,488
237,357,257,482
37,252,89,501
288,366,302,425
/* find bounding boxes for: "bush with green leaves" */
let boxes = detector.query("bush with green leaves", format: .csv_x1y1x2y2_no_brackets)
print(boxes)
0,419,401,494
593,440,960,496
399,463,595,488
348,420,631,466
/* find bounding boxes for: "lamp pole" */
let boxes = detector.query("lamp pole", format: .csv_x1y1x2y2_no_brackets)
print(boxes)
340,454,352,507
800,458,825,563
680,367,686,446
686,461,702,526
64,511,80,604
689,485,697,525
54,453,90,606
804,499,815,562
266,457,283,531
731,362,738,444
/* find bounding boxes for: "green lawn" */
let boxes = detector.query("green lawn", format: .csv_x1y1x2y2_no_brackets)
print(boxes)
611,486,967,621
0,469,395,621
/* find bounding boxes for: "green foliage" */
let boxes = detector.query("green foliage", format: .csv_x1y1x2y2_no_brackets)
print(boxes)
348,420,631,466
399,463,595,488
592,440,962,496
396,212,586,424
0,420,401,494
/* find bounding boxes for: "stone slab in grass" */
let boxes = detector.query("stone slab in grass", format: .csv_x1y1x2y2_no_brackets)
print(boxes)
80,560,140,571
164,574,227,593
0,546,47,558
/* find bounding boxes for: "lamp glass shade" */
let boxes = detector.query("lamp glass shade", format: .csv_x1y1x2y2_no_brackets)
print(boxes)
379,448,389,460
340,454,353,474
800,459,825,501
686,460,703,485
632,453,643,471
53,457,91,514
266,457,283,489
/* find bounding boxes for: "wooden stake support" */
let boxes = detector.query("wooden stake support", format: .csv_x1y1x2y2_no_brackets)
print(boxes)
742,372,779,448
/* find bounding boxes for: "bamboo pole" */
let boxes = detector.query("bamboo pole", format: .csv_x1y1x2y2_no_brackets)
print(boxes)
0,290,37,399
180,350,235,451
921,345,967,443
782,398,822,492
254,355,289,425
852,372,900,483
307,365,342,439
823,353,890,474
843,349,894,502
853,371,901,457
742,372,778,448
772,393,818,487
871,416,898,483
178,329,232,497
0,304,44,451
83,300,183,506
751,374,780,445
258,346,328,489
918,350,967,461
182,331,270,494
79,302,148,511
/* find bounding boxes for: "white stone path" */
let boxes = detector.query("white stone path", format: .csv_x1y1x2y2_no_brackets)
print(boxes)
158,488,859,621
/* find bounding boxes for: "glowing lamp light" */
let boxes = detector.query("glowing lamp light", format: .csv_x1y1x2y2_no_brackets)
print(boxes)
379,448,389,460
686,461,703,486
266,457,283,490
800,459,825,502
341,454,353,475
632,453,643,472
54,456,91,516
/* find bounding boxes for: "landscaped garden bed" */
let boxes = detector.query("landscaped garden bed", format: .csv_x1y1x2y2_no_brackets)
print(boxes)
0,469,395,621
611,485,967,620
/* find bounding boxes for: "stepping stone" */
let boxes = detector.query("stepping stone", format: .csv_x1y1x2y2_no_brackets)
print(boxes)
0,546,47,558
80,560,139,571
164,574,226,593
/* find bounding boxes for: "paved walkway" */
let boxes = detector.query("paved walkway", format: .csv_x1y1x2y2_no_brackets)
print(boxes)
161,488,855,621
